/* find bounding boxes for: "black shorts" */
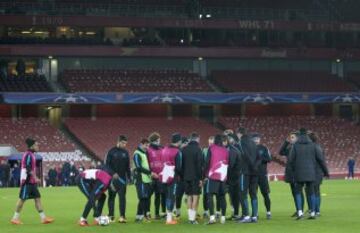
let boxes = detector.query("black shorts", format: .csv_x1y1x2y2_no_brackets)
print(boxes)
258,174,270,194
249,175,259,192
184,180,201,195
19,184,41,200
205,179,226,195
136,182,152,199
176,180,185,196
152,180,166,194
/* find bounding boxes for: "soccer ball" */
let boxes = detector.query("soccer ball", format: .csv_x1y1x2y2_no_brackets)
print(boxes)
98,216,110,226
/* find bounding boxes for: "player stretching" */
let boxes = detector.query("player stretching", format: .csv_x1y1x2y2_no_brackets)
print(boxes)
77,168,113,226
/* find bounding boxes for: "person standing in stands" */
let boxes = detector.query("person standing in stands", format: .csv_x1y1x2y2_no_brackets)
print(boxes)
105,135,131,223
308,132,328,216
69,161,79,186
252,133,272,219
10,138,54,225
279,131,301,217
61,162,71,186
347,157,356,179
147,132,166,219
289,128,329,220
160,133,183,225
202,136,214,218
0,160,10,187
0,160,5,187
235,127,259,223
205,135,231,225
181,133,203,224
48,166,58,187
11,163,21,187
134,139,156,223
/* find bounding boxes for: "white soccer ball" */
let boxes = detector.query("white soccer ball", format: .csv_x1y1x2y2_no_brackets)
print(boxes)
99,216,110,226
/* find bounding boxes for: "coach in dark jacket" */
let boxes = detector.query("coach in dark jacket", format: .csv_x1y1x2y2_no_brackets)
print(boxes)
226,134,242,219
279,140,294,183
279,131,300,216
308,132,329,216
235,127,259,222
288,128,328,219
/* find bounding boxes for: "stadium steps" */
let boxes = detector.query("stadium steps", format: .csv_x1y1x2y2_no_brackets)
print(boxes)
59,124,97,160
49,81,67,93
346,79,360,91
215,120,286,168
205,76,226,92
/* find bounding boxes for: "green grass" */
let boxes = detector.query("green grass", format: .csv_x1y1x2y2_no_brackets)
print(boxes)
0,180,359,233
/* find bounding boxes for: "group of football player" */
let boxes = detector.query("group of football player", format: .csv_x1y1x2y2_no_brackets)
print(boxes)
10,126,328,226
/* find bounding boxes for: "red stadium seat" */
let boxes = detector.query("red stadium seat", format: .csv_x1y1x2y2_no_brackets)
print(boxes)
60,69,214,93
64,117,220,160
212,70,356,92
219,116,360,174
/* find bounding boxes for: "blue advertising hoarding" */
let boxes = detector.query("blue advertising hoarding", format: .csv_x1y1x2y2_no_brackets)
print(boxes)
2,92,360,104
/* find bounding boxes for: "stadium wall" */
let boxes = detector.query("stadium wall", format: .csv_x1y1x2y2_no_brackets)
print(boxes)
56,58,332,72
0,103,357,119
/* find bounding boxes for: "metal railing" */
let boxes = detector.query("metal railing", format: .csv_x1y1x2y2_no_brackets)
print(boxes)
0,2,339,21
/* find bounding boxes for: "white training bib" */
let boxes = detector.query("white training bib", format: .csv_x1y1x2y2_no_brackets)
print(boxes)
84,169,97,180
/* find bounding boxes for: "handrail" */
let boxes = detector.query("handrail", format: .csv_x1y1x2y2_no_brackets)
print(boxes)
0,2,333,21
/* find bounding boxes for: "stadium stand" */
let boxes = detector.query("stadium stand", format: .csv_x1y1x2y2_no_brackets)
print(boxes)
347,72,360,89
60,69,214,92
218,116,360,174
0,74,52,92
64,117,221,159
0,118,75,152
40,150,92,177
0,37,113,45
211,70,357,92
0,0,339,21
0,118,91,174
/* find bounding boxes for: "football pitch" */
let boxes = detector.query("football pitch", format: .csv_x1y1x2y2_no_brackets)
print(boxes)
0,180,359,233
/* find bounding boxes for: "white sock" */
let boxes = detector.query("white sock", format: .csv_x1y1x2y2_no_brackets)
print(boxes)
166,212,172,222
244,216,250,220
193,210,197,221
209,215,215,222
80,217,86,222
13,212,20,220
190,209,195,221
39,212,46,220
267,211,271,215
220,216,226,223
298,210,303,216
